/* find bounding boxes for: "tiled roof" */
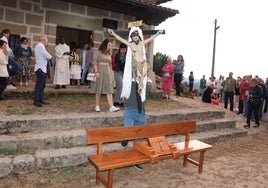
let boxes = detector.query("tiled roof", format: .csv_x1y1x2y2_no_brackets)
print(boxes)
61,0,179,25
131,0,172,5
118,0,179,25
122,0,178,13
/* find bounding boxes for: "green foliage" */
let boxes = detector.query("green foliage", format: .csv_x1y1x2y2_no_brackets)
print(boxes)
0,146,36,156
5,106,16,115
0,146,20,155
52,137,62,149
65,142,75,148
153,52,169,77
20,107,33,115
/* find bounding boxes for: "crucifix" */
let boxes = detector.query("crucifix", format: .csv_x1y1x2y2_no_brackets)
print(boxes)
107,20,164,100
104,20,165,37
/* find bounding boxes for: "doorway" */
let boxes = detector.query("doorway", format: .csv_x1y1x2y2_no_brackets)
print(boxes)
56,26,93,49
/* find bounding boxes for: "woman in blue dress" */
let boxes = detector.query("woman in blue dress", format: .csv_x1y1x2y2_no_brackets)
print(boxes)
17,37,32,86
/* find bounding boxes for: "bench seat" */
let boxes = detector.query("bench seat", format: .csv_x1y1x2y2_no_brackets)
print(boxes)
89,150,151,171
175,140,213,154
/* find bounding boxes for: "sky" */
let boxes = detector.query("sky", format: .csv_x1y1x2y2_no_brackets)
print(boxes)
154,0,268,80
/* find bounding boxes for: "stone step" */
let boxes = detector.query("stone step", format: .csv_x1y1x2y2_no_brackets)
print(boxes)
0,119,236,154
0,109,225,134
0,126,248,178
192,127,248,144
0,129,86,153
147,109,225,123
196,119,236,132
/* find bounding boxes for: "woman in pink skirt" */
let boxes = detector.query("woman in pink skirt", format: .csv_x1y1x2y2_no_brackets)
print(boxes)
161,57,175,100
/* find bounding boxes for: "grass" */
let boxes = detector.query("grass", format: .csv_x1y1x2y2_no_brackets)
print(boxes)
0,146,37,156
52,137,62,149
5,106,33,115
0,95,96,115
20,107,33,115
1,94,183,116
0,146,20,155
65,142,75,148
5,107,17,115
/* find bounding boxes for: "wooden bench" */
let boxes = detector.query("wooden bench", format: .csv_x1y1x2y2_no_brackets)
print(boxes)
87,121,213,188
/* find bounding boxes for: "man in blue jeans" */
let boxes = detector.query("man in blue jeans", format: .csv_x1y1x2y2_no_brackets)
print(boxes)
121,81,147,170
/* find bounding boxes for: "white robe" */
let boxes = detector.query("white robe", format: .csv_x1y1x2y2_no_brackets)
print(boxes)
53,43,70,85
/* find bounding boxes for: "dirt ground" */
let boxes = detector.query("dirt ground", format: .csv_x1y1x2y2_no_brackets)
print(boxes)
106,131,268,188
0,92,268,187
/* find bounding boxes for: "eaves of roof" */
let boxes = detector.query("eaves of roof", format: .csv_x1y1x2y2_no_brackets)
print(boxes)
61,0,179,25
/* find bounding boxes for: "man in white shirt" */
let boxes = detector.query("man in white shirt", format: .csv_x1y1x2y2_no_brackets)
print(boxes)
33,36,52,107
53,36,70,89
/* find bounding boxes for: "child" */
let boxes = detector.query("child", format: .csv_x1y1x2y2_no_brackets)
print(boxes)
69,47,81,86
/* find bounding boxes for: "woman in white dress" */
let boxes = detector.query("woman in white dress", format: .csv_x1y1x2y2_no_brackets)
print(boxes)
69,47,81,86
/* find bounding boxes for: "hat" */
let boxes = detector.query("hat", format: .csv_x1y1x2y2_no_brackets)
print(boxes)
0,36,8,43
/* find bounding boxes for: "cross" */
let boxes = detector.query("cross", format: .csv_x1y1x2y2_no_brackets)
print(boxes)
104,20,165,37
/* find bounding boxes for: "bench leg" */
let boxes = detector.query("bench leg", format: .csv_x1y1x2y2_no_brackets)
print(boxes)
183,154,189,167
96,171,101,185
183,152,206,173
198,151,205,174
96,169,114,188
107,169,114,188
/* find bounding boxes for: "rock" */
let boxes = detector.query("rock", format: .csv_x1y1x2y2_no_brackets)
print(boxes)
0,157,12,178
13,154,35,174
36,147,89,169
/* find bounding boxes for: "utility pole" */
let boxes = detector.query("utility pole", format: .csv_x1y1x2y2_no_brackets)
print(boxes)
211,19,220,77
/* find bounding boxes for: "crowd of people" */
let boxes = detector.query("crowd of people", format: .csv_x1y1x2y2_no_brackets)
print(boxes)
200,73,268,128
0,29,22,92
2,28,268,129
0,29,115,110
159,53,267,129
0,28,162,116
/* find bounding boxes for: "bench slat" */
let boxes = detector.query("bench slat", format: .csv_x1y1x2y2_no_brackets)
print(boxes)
89,150,151,171
87,121,196,144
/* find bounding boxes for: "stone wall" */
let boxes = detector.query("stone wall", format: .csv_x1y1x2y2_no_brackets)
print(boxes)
0,0,136,52
0,0,156,84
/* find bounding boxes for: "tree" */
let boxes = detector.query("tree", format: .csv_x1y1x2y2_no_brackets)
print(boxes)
153,52,169,77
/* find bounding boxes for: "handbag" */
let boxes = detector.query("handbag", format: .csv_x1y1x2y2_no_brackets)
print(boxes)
87,73,96,82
